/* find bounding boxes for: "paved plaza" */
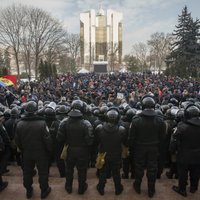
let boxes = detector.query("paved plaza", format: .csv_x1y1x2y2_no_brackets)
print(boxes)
1,165,200,200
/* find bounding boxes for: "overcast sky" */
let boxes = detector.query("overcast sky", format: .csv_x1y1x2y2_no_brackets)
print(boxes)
0,0,200,55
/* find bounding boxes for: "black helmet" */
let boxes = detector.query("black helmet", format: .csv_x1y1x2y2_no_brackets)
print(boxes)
82,101,88,114
93,108,100,117
71,100,83,111
107,102,114,107
155,103,161,109
160,105,170,114
124,105,131,114
194,102,200,110
20,102,27,113
11,107,19,117
99,105,109,116
176,109,185,122
43,101,51,106
37,107,45,116
180,101,192,109
135,102,142,110
125,108,136,121
44,107,55,117
155,109,163,117
10,103,17,109
106,110,119,124
118,104,124,111
0,111,4,117
25,101,38,114
56,105,70,115
169,98,179,106
0,106,5,113
184,105,200,119
47,102,57,110
165,109,175,120
68,109,83,117
142,97,155,110
186,98,195,103
13,100,21,106
73,95,80,100
4,109,11,119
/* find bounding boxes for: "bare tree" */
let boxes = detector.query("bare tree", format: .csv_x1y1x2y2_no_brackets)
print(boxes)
147,32,172,73
0,4,27,78
27,7,66,78
0,4,66,78
64,33,80,72
20,7,34,78
132,42,148,73
107,43,119,72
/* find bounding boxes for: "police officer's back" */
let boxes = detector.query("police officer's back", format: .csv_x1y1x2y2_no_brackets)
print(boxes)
15,101,52,199
129,96,166,198
0,112,8,192
95,109,126,195
172,105,200,197
57,102,94,195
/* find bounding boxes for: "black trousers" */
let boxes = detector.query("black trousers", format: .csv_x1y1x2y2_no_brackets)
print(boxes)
23,153,49,192
178,163,200,191
55,142,65,177
134,145,159,184
65,147,89,189
122,154,134,177
0,147,10,173
98,158,122,191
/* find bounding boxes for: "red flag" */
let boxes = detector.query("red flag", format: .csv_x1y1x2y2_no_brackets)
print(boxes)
3,74,17,86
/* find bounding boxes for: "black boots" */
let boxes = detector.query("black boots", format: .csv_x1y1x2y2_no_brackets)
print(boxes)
26,187,33,199
65,180,72,194
41,187,51,199
172,185,187,197
96,184,104,195
115,184,123,195
190,186,197,193
133,181,141,194
96,184,123,195
78,183,88,194
148,183,155,198
133,181,155,197
0,181,8,192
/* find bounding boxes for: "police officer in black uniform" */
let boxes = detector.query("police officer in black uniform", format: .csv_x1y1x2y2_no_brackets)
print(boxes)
129,96,166,198
4,107,21,166
0,111,10,174
55,105,70,177
44,107,59,164
95,108,126,195
0,112,8,192
121,108,136,179
15,101,52,199
172,105,200,197
57,101,94,195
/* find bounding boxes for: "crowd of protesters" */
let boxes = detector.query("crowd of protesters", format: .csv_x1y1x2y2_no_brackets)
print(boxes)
0,72,200,198
1,72,199,107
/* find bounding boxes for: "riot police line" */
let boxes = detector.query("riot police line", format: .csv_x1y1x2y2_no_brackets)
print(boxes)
0,80,200,198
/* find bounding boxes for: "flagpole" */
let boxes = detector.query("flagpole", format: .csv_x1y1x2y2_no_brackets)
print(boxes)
0,76,18,100
3,85,18,99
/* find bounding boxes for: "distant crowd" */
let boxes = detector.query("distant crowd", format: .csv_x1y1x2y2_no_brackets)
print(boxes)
0,72,199,107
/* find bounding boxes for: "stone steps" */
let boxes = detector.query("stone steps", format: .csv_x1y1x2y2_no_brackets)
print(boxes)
1,165,200,200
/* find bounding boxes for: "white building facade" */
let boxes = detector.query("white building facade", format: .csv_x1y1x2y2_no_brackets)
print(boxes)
80,8,122,71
